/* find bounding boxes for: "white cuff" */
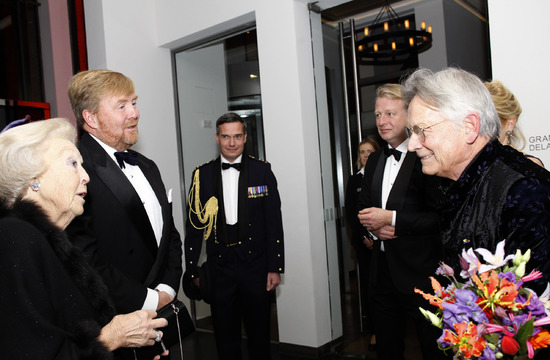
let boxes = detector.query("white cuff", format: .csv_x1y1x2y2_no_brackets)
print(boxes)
155,283,177,298
142,288,159,310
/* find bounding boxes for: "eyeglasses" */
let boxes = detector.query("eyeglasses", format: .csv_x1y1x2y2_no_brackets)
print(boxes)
405,120,448,142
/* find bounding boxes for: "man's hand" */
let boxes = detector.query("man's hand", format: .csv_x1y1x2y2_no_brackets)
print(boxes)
358,207,393,231
266,272,281,291
362,236,374,249
371,225,396,240
156,291,174,310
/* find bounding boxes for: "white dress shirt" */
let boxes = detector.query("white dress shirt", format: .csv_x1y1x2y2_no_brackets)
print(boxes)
221,154,242,225
377,138,409,251
89,135,175,309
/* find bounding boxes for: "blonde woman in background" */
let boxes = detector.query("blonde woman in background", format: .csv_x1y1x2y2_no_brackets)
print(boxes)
485,80,544,167
344,137,380,351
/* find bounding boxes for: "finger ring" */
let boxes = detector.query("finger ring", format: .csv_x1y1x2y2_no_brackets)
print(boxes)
155,331,162,342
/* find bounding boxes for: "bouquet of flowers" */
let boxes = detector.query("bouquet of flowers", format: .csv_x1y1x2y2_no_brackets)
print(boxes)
415,240,550,359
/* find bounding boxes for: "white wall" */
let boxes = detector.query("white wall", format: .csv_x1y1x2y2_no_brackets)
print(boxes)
83,0,185,273
255,1,334,346
83,0,339,350
488,0,550,166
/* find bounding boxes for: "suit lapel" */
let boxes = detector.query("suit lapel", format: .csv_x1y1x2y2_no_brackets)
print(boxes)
81,134,157,255
139,157,169,239
370,151,385,209
139,157,171,284
386,151,416,210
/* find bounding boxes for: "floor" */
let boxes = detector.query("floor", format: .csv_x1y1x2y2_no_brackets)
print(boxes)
175,271,424,360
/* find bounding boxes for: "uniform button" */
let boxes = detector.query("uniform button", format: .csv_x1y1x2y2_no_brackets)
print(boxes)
278,268,282,271
189,261,193,264
248,250,252,254
219,255,222,258
249,237,252,240
277,254,281,257
189,247,193,251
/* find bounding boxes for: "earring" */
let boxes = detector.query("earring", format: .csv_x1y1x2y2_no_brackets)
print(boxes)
30,179,41,192
506,130,513,145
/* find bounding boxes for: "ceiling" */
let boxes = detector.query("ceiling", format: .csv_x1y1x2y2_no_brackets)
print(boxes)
320,0,487,22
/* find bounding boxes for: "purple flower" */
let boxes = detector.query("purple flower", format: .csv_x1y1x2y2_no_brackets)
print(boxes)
441,289,488,328
436,262,455,277
478,348,497,360
502,313,530,329
517,291,547,317
498,271,517,284
455,288,478,305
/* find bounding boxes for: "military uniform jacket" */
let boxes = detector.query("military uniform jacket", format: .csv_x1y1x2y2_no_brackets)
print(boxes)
184,155,284,279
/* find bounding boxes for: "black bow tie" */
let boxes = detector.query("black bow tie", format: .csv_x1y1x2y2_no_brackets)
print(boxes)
114,150,139,169
222,162,241,171
383,147,402,161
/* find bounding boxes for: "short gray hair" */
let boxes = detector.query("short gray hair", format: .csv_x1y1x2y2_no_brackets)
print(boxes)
402,68,500,139
0,118,77,207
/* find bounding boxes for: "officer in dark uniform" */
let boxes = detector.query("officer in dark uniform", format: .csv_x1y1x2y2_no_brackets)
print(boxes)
184,112,284,360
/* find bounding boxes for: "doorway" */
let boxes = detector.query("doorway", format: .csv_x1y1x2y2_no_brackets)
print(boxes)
317,15,420,359
312,1,490,358
173,27,278,341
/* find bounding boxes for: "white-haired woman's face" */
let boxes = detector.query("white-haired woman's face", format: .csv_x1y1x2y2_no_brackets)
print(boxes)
26,138,89,229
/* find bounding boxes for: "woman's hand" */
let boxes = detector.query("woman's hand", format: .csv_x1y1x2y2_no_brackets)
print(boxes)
98,309,168,351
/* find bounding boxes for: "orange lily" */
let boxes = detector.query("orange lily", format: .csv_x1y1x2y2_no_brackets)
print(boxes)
530,330,550,350
442,322,486,358
473,270,521,311
415,277,446,309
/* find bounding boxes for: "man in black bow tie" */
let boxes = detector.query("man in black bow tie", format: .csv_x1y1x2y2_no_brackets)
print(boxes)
357,84,444,360
66,70,182,358
184,112,284,360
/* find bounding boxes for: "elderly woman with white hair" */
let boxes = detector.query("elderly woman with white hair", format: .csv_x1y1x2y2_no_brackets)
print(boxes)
0,118,168,359
403,67,550,292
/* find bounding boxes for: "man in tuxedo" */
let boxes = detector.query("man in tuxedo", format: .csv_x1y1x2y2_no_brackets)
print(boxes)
184,112,284,360
357,84,444,360
66,70,183,320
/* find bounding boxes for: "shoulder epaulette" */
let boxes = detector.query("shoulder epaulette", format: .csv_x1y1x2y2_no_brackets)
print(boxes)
194,158,217,170
248,154,269,164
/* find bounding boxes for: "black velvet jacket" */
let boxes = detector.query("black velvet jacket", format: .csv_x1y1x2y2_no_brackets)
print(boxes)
0,200,115,359
440,139,550,289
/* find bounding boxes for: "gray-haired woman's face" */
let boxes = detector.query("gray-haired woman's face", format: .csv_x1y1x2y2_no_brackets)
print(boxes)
26,139,89,229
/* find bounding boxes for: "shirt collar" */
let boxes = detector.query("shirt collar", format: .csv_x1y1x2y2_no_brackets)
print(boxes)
221,154,243,164
89,134,121,165
389,138,409,153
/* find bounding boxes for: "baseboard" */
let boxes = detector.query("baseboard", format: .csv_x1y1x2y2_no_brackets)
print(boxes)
277,337,342,359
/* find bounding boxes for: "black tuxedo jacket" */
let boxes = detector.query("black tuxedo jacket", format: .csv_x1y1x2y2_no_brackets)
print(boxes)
357,148,441,293
184,155,284,279
67,133,183,314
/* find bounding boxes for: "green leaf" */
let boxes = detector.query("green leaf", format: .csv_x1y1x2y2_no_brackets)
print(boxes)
515,319,534,354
